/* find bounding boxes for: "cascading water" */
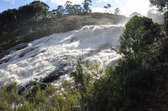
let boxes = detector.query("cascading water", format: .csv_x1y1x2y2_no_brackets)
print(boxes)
0,25,124,88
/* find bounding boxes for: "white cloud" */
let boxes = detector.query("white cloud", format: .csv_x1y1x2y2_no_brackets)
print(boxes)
92,7,106,13
3,0,15,4
41,0,47,2
97,0,120,3
95,0,150,16
92,7,114,13
49,0,83,6
97,0,108,3
119,0,150,16
31,0,46,2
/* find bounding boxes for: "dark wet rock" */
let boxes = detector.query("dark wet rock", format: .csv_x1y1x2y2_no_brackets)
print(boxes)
0,58,10,65
31,50,46,58
17,62,74,95
0,43,29,59
0,50,10,60
19,46,38,58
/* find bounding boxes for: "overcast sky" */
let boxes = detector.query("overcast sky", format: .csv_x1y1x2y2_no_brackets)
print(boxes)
0,0,151,16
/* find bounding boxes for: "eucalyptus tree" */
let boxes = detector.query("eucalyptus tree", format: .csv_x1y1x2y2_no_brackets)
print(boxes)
0,9,20,25
64,1,73,14
149,0,168,34
29,1,49,19
103,4,111,13
56,5,65,16
149,0,168,12
18,1,49,21
107,4,112,12
103,6,108,12
114,8,121,15
18,5,34,20
72,4,83,14
82,0,92,13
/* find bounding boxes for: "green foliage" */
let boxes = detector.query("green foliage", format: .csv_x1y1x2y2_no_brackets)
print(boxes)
120,16,162,67
164,11,168,35
71,58,154,111
0,101,12,111
149,0,167,12
0,82,18,111
18,1,49,21
0,82,19,103
0,81,79,111
82,0,92,13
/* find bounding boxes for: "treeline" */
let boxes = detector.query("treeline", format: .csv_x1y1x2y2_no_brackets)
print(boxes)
0,1,49,53
0,0,93,53
49,0,92,16
0,0,128,54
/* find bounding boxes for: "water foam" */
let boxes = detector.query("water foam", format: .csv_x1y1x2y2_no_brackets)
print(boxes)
0,25,124,87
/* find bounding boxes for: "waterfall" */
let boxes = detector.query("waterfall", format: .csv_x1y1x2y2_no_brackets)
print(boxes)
0,25,124,87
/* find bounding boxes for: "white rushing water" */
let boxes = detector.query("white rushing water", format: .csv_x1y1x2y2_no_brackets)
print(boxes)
0,25,124,87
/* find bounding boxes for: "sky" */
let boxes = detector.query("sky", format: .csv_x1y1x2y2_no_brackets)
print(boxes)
0,0,151,16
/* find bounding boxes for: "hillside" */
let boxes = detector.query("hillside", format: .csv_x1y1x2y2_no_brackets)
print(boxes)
0,13,128,55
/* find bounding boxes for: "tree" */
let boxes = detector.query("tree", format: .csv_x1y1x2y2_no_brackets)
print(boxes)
107,4,112,13
165,11,168,34
55,5,65,16
64,1,73,14
18,5,34,20
120,16,161,61
103,6,108,12
114,8,121,15
18,1,49,21
72,4,83,14
129,12,141,17
149,0,168,12
104,4,111,13
0,8,22,25
149,0,168,34
29,1,49,19
82,0,92,13
147,9,164,24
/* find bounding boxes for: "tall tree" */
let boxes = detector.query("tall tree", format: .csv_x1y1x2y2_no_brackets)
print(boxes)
149,0,168,34
107,4,112,12
149,0,168,12
0,9,22,26
129,12,141,17
147,9,164,24
64,1,73,14
103,6,108,12
18,5,34,20
82,0,92,13
29,1,49,19
72,4,83,14
120,16,161,60
114,8,121,15
103,4,111,13
55,5,65,16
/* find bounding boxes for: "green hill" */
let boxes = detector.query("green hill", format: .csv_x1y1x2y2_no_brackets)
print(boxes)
0,12,128,54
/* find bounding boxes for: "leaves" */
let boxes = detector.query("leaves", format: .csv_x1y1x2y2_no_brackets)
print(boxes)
120,16,162,65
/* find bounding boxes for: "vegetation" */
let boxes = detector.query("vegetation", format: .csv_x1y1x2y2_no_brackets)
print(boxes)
0,14,167,110
0,0,168,111
149,0,168,12
0,0,128,54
